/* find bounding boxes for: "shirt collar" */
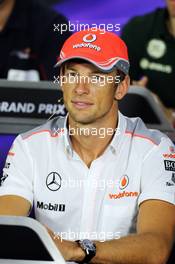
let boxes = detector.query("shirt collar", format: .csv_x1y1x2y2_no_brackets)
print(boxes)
109,111,126,155
63,111,127,158
63,114,74,158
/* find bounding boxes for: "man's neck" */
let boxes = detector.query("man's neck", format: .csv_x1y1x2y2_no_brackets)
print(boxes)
167,16,175,37
69,104,118,168
0,0,15,31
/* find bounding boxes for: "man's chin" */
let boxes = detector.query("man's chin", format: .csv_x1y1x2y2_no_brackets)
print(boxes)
69,112,96,125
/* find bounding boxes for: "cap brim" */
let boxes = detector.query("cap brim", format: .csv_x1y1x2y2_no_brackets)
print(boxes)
54,55,129,75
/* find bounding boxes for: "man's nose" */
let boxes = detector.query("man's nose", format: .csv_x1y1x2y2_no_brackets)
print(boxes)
74,76,90,95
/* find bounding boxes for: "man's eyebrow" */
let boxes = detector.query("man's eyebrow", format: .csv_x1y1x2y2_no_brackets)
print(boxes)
90,71,108,75
65,67,107,75
65,65,110,75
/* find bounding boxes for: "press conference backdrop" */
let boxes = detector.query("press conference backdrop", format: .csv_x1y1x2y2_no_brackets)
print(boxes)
0,80,65,121
0,80,65,177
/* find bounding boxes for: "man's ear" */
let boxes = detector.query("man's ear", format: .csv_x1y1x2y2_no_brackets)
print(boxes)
114,75,130,100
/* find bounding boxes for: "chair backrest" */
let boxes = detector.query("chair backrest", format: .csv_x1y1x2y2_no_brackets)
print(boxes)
0,216,66,264
0,79,65,134
119,86,174,132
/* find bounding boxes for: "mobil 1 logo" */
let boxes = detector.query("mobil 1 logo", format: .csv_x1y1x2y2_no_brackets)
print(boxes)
164,160,175,171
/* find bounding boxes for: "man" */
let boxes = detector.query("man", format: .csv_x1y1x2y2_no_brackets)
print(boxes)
0,0,70,80
0,29,175,264
121,0,175,109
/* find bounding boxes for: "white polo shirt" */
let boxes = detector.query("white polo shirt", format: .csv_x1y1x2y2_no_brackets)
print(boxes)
1,112,175,242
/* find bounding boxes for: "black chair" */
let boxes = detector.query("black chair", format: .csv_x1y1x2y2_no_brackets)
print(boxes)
0,216,65,263
0,79,65,134
119,86,174,132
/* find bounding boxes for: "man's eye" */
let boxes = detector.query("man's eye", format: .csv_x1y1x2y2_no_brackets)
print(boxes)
67,72,77,77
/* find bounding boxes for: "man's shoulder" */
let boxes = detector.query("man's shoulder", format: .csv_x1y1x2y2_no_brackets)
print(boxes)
20,116,65,141
125,115,170,147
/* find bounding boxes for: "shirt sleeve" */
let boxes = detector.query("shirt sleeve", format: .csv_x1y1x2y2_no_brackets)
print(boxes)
0,135,34,206
138,137,175,206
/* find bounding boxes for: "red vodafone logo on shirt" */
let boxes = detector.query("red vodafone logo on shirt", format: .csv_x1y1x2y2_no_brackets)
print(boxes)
119,175,129,190
109,191,139,200
108,175,139,200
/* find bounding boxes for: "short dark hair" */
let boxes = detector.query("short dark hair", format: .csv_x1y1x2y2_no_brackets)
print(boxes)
60,59,126,83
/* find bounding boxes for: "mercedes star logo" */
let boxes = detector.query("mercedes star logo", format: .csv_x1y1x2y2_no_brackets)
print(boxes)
46,172,62,191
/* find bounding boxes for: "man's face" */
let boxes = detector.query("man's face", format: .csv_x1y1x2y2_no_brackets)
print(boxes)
60,62,118,125
166,0,175,17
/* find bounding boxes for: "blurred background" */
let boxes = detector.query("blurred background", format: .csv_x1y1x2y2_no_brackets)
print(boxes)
50,0,165,28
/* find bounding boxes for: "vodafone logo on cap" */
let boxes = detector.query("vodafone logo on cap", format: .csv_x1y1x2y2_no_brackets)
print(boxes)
83,33,97,43
119,175,129,190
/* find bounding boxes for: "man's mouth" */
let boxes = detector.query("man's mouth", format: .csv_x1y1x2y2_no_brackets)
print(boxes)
71,100,94,109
